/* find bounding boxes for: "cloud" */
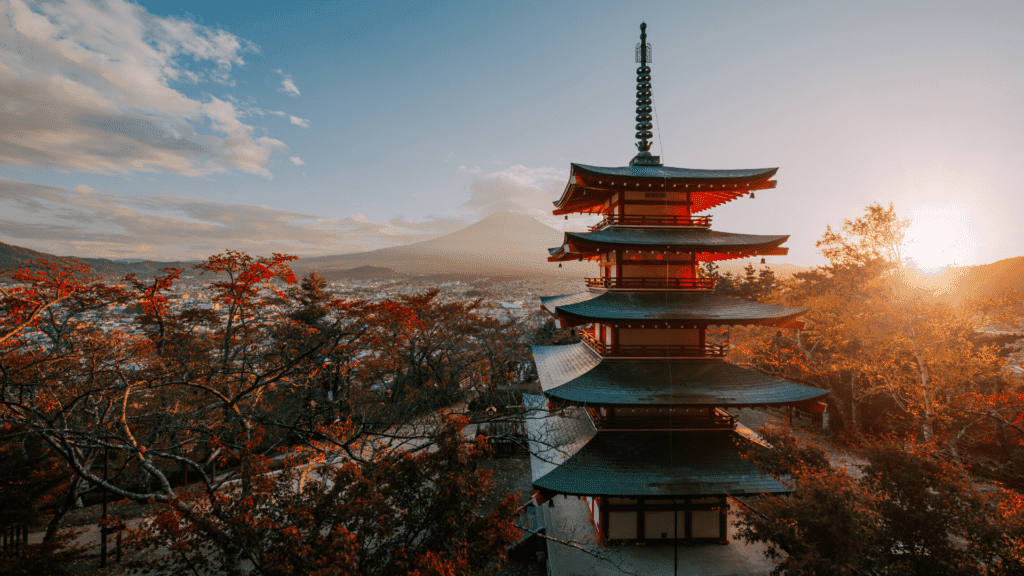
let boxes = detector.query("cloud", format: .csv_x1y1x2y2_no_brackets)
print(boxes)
457,164,598,230
289,116,310,128
289,156,304,166
0,177,470,260
459,165,564,218
276,69,300,96
0,0,288,178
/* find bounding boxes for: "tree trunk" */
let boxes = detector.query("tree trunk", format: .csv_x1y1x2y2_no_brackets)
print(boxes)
44,474,82,543
850,369,860,433
908,328,935,442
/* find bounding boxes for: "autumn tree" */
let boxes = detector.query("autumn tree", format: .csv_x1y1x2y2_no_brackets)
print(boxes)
0,254,528,572
738,427,1023,575
734,203,1017,440
128,416,519,576
701,261,778,300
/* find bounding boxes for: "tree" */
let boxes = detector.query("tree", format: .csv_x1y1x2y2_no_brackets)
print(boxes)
736,426,884,575
127,416,519,576
738,427,1023,576
734,203,1015,440
701,261,777,299
0,253,529,572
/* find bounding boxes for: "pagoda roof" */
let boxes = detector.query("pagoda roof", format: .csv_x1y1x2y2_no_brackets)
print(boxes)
524,394,786,497
547,228,789,261
540,291,806,327
534,430,787,497
554,163,778,215
532,342,827,407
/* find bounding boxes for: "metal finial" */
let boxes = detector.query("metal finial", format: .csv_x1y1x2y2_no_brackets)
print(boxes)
631,22,661,166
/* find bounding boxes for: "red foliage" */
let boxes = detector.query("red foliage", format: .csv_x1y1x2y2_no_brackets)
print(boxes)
128,416,519,576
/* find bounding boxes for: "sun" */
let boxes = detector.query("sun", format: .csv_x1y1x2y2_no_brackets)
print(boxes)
902,203,977,274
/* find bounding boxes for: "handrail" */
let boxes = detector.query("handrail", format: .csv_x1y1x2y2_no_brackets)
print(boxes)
598,414,737,430
589,214,712,231
580,331,728,358
585,277,716,291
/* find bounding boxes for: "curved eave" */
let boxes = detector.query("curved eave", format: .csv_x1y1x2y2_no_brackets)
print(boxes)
532,342,828,407
546,229,789,262
548,246,789,262
553,163,779,215
539,291,807,327
532,430,788,497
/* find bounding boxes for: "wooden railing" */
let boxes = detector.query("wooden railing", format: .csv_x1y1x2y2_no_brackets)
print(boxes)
580,331,728,358
589,214,712,231
598,411,737,431
585,277,715,291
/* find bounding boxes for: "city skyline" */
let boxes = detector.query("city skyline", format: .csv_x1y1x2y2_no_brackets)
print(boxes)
2,0,1022,270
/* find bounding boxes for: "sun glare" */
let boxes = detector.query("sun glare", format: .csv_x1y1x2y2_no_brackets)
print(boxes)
902,203,977,274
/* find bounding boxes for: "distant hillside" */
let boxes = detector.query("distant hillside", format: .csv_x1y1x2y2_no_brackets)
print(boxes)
296,210,591,278
904,256,1024,303
0,241,197,280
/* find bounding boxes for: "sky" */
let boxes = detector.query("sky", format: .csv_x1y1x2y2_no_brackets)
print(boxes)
1,0,1022,270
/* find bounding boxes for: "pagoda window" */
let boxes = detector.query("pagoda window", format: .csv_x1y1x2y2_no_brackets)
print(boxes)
692,510,721,539
618,328,699,346
607,511,638,540
601,496,729,542
621,263,695,280
623,250,691,262
644,511,681,540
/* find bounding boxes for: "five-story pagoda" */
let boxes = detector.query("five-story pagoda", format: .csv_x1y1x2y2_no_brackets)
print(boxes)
527,22,827,544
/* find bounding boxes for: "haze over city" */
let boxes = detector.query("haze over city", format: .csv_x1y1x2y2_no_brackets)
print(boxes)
2,0,1022,270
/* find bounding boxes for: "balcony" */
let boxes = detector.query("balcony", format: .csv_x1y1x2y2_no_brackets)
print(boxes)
585,277,716,291
580,331,728,358
588,407,737,431
589,214,712,231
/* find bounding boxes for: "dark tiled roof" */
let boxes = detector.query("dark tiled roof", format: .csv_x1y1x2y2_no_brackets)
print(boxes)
569,226,782,249
562,228,788,252
540,291,806,325
571,163,778,182
532,343,827,406
532,429,788,497
553,164,779,215
524,394,597,484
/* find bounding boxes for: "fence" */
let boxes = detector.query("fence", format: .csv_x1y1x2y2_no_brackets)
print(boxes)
1,524,28,558
479,417,528,457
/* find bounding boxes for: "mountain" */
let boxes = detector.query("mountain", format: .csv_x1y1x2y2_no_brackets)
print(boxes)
295,210,590,277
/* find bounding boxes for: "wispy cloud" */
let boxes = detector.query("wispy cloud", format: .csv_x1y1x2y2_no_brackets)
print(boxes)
289,116,310,128
460,165,563,218
0,177,469,260
289,157,305,166
276,69,300,97
458,164,594,230
0,0,288,178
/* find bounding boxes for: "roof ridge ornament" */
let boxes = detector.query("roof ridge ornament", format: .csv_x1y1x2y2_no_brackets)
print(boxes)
631,22,662,167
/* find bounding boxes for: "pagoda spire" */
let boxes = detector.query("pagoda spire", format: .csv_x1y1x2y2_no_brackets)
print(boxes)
631,22,662,167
